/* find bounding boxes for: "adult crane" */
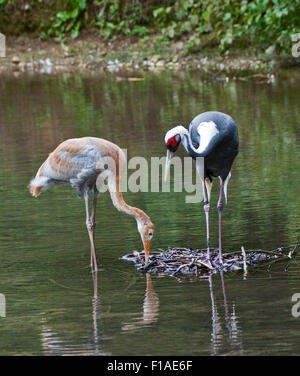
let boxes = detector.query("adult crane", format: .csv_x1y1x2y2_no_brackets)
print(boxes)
164,111,239,265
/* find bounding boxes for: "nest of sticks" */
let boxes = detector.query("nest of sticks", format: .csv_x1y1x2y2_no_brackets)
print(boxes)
122,242,299,278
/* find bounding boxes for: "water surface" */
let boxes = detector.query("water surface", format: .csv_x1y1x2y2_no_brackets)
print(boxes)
0,69,299,355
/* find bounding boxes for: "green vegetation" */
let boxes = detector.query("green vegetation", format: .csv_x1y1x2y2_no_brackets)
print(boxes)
0,0,299,55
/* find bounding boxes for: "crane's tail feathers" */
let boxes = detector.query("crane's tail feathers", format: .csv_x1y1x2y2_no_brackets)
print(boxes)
29,176,53,197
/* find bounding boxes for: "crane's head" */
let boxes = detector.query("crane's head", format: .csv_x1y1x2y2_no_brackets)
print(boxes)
137,219,154,267
164,126,184,182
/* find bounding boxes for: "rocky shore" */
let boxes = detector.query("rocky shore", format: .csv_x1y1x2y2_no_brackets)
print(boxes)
1,35,299,80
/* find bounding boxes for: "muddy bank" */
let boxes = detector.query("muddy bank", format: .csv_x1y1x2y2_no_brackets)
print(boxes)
1,35,299,80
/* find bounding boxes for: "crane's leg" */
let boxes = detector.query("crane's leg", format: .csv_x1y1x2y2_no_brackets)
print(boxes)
217,181,224,264
202,180,212,264
85,193,98,272
195,159,213,265
89,188,99,269
90,188,98,225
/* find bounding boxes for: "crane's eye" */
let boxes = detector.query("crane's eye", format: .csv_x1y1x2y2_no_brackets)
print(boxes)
166,134,181,152
166,135,181,147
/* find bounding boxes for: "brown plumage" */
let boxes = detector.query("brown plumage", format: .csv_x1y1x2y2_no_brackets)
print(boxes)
29,137,154,271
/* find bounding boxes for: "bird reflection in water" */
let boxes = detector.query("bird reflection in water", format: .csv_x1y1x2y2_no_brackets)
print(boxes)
40,283,109,355
40,271,242,355
39,273,158,354
122,273,159,332
209,271,243,356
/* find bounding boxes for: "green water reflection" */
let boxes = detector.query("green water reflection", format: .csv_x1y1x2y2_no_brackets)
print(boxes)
0,70,299,355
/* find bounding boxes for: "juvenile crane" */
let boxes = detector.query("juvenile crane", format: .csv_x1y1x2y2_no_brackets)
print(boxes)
29,137,154,272
164,111,239,265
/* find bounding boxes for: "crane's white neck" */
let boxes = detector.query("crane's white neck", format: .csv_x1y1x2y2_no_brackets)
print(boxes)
180,128,191,153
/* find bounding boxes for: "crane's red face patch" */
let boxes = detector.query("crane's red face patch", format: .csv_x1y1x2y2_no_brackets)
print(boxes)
165,134,181,152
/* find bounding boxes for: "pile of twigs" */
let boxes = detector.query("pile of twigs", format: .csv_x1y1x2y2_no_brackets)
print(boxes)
122,242,299,277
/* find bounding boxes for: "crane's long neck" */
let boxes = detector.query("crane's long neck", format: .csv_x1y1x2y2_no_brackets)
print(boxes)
178,127,202,157
107,156,150,225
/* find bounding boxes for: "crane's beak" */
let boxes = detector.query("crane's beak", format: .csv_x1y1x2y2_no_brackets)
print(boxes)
143,240,151,266
164,149,174,182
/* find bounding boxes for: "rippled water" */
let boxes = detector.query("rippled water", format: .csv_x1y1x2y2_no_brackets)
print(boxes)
0,70,299,355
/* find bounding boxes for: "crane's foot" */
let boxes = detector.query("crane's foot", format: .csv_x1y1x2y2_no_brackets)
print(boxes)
216,248,224,266
204,247,215,269
204,257,214,269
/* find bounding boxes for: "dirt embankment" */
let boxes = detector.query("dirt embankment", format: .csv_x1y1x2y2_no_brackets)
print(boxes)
0,1,299,80
2,33,299,82
0,1,299,79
